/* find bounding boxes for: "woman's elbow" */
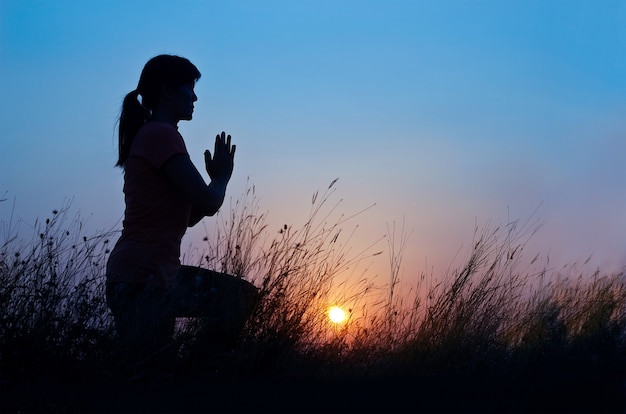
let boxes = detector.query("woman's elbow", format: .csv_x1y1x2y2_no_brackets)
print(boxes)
204,201,222,217
194,192,225,218
205,208,218,217
188,201,220,226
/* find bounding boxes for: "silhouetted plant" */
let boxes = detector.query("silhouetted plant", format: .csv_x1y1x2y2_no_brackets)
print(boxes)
0,200,116,381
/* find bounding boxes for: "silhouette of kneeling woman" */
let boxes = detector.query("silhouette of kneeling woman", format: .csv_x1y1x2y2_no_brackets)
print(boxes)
105,54,256,378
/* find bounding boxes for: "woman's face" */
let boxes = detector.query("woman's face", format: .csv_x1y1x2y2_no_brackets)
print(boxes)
169,81,197,121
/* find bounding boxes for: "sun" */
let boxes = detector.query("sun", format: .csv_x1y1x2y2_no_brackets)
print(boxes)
328,306,346,324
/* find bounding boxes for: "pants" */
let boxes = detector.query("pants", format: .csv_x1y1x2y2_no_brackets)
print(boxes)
106,266,259,374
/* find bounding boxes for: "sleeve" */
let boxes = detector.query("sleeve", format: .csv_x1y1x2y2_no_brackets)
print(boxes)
130,123,189,169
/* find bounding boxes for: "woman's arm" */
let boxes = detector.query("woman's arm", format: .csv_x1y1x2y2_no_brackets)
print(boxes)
163,132,235,226
163,154,228,221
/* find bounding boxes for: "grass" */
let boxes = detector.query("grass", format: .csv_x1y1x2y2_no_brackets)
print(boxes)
1,183,625,413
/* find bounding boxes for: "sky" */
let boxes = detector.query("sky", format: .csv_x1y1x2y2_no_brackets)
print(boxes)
1,0,625,291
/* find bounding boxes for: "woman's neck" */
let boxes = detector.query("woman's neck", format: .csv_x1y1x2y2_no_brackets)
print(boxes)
150,107,179,127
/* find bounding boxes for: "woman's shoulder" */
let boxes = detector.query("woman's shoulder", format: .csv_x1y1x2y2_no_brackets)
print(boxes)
134,122,184,147
131,122,187,162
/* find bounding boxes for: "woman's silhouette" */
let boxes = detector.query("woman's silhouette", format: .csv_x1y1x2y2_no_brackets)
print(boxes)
105,54,252,377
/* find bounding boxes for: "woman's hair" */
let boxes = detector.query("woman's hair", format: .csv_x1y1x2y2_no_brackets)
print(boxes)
116,54,201,168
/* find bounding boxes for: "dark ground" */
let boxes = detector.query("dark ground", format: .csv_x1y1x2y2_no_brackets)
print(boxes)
3,373,625,414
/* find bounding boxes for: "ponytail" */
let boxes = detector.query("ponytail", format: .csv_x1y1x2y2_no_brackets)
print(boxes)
116,90,148,168
115,54,201,168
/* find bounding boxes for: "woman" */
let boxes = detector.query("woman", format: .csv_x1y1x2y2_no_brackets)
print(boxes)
106,54,252,375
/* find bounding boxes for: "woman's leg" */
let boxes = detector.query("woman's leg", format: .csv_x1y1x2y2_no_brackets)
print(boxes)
169,266,259,351
106,282,176,376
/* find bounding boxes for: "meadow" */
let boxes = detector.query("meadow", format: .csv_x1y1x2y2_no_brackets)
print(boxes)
1,183,625,413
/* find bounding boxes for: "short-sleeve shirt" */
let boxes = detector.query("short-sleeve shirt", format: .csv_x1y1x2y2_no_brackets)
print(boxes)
106,122,192,288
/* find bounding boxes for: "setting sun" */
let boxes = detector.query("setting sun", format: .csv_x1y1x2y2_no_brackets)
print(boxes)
328,306,346,324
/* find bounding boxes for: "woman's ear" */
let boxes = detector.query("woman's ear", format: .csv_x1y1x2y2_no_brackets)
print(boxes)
160,83,174,100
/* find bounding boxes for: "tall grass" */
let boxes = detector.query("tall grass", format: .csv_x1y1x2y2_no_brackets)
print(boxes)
0,199,117,382
1,183,625,411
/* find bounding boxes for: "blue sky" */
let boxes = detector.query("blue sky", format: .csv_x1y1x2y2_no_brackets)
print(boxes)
1,0,625,285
